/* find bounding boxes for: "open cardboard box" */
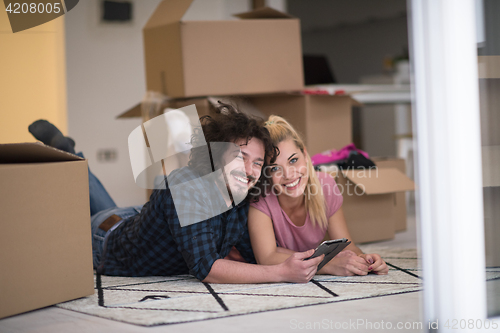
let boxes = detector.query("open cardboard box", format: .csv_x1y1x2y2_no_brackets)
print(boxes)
372,157,410,232
329,167,415,244
0,143,94,319
143,0,304,98
119,93,360,157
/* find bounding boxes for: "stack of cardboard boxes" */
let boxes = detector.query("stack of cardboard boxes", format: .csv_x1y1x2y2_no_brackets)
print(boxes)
120,0,415,244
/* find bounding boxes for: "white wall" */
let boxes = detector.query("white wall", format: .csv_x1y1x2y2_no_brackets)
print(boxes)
65,0,161,207
65,0,287,207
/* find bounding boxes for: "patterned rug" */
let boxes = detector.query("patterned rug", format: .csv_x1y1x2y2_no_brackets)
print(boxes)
55,247,500,326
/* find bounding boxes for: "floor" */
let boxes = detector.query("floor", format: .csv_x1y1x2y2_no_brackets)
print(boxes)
0,215,424,333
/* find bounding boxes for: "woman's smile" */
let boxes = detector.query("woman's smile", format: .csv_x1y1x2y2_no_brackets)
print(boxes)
282,177,301,189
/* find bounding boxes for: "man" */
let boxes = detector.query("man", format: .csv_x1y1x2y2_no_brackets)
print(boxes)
28,103,323,283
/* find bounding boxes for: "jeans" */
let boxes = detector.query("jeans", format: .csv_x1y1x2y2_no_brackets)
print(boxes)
77,152,143,269
90,206,142,269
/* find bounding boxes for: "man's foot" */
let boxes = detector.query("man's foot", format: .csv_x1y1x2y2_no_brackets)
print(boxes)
28,119,76,154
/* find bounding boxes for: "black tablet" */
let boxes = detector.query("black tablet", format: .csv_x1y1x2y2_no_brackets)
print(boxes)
305,238,351,271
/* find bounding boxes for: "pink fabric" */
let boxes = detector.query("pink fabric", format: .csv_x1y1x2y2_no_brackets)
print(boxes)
311,143,370,166
250,172,343,252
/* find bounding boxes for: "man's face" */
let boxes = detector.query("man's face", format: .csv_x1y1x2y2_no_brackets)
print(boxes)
221,137,265,203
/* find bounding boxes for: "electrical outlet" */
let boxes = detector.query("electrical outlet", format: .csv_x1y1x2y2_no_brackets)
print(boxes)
97,149,118,162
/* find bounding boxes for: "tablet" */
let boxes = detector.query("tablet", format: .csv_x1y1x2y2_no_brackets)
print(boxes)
305,238,351,271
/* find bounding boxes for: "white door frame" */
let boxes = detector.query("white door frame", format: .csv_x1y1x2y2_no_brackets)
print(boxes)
408,0,499,331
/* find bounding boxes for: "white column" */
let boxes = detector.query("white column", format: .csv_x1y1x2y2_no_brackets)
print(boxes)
408,0,487,330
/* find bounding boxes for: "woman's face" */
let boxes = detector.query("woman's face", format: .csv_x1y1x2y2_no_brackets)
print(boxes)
268,138,308,198
220,138,265,203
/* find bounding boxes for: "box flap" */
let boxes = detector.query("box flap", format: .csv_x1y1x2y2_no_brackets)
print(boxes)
144,0,194,29
482,145,500,187
0,143,83,163
340,168,415,195
234,7,294,19
117,96,270,119
350,97,362,107
323,95,362,107
117,103,142,118
117,98,175,119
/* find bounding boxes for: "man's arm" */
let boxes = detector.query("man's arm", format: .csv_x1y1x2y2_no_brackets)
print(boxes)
203,250,324,284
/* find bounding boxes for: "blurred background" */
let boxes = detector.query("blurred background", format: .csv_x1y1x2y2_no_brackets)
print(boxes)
0,0,411,207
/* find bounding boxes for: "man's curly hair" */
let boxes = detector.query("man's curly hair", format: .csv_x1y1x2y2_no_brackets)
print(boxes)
188,102,277,202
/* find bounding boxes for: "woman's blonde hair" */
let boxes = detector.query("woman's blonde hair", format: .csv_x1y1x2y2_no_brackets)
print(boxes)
264,115,327,229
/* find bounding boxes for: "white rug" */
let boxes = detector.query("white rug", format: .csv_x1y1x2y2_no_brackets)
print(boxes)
55,247,500,326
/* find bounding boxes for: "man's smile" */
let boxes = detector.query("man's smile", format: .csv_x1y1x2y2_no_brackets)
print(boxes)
230,170,255,186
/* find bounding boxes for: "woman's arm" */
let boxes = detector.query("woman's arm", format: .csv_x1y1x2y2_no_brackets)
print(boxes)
248,206,296,265
325,207,363,255
318,207,388,275
276,247,296,254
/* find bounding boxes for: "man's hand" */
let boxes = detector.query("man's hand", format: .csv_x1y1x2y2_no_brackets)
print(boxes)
359,253,389,275
320,250,370,276
278,249,324,283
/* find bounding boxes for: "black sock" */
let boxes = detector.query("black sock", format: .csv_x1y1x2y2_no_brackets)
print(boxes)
28,119,76,154
50,135,76,154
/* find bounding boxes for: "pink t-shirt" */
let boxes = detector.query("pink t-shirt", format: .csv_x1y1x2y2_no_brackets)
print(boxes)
250,172,343,252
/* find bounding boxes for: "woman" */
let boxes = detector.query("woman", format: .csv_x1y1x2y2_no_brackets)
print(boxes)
248,115,389,276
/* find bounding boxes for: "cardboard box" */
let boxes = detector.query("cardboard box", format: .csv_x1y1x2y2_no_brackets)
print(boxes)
482,145,500,267
0,143,94,319
143,0,304,98
247,93,360,156
330,167,415,244
119,93,360,157
372,157,409,232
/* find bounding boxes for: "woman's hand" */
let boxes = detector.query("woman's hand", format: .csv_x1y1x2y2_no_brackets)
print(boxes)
320,250,370,276
359,253,389,275
324,208,389,276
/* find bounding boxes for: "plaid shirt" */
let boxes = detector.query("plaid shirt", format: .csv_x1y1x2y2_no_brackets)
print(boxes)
98,167,256,280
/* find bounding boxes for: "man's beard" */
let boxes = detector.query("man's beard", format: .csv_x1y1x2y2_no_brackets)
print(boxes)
217,168,255,205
